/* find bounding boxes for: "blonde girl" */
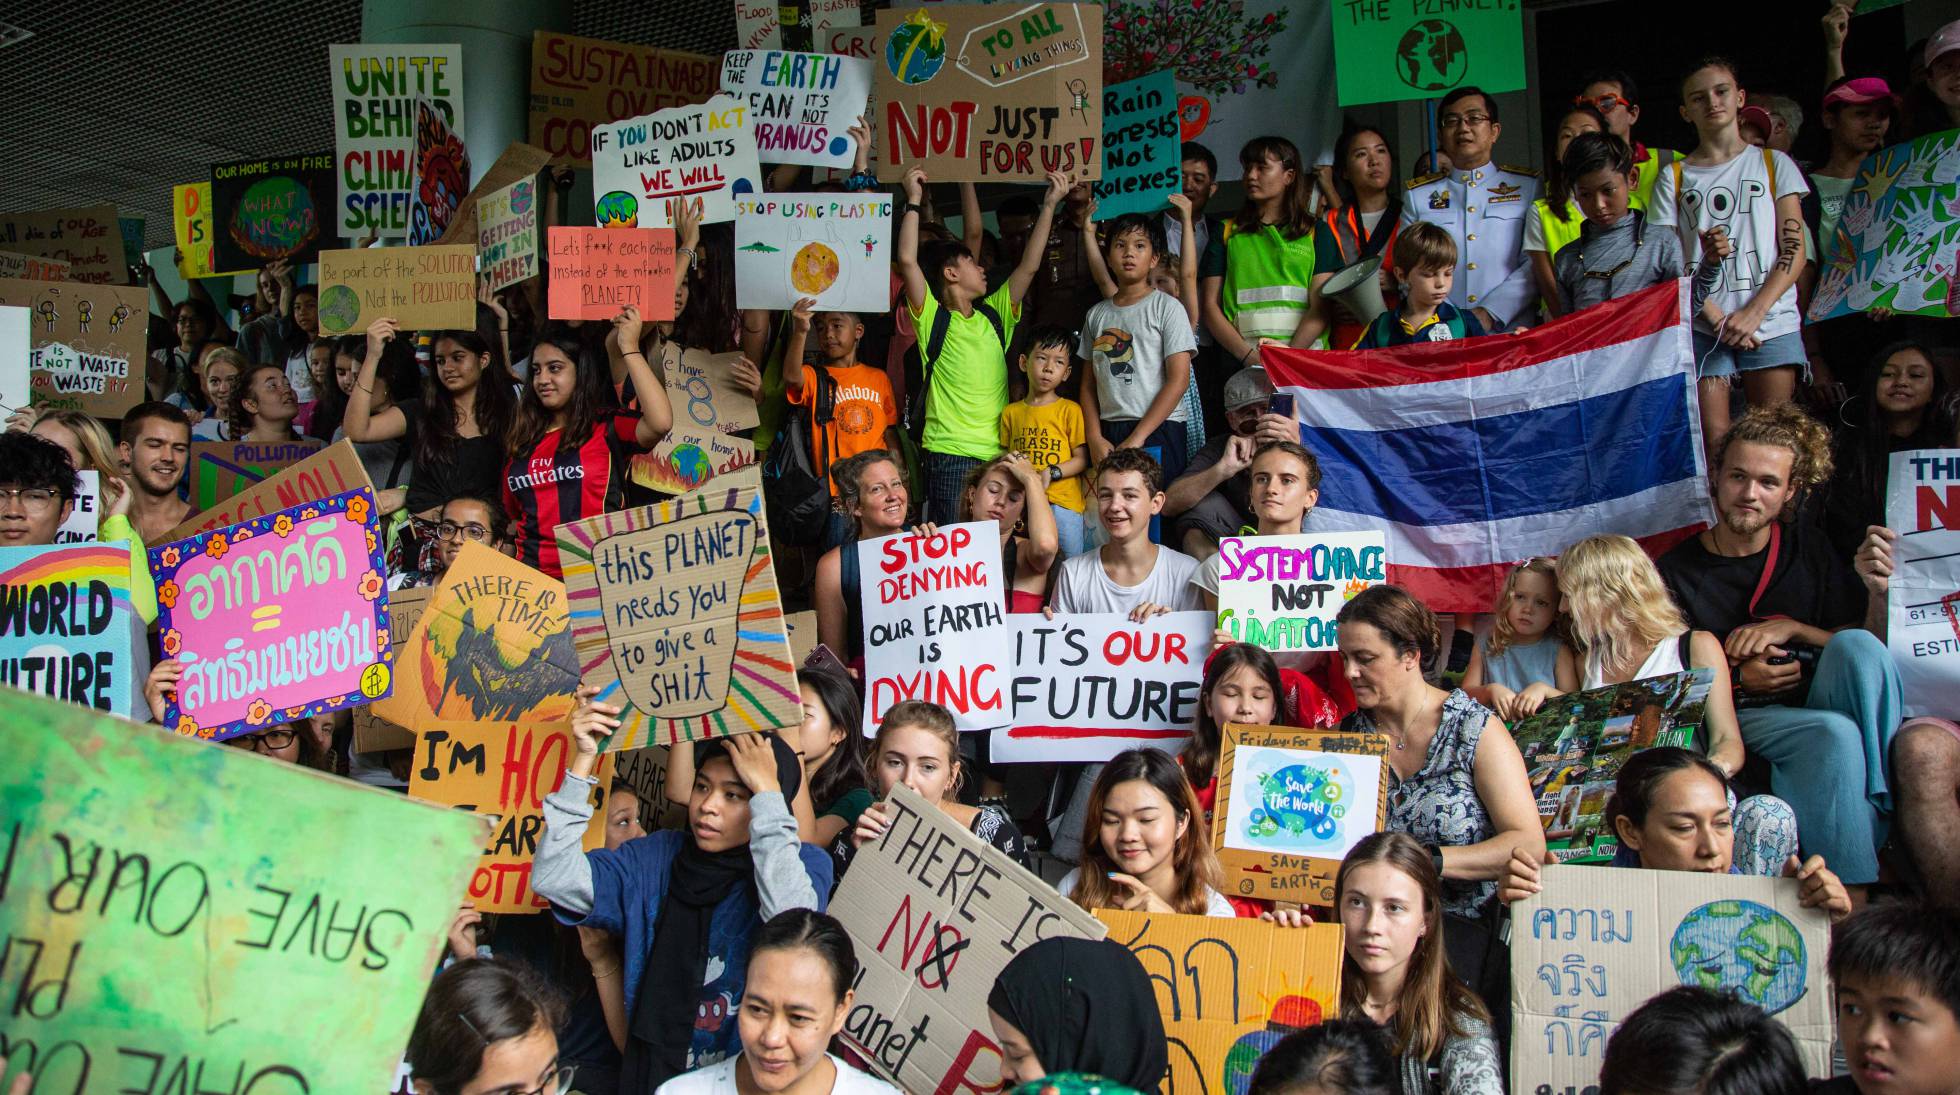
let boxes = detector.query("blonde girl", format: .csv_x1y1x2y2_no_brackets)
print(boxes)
842,701,1028,878
1460,558,1580,721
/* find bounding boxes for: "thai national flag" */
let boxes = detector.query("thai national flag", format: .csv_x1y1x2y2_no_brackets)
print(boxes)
1261,279,1713,613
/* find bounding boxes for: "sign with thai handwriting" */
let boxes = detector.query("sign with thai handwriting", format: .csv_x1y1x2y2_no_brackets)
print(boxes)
1216,531,1389,653
0,250,70,281
546,226,678,321
478,177,540,291
858,522,1009,733
152,487,393,741
1096,909,1343,1095
188,437,328,511
1332,0,1525,106
1887,449,1960,715
209,154,335,270
721,49,872,168
0,542,134,716
1094,70,1180,218
317,244,477,335
528,30,719,168
161,438,373,543
993,611,1212,763
735,193,892,312
0,204,127,283
354,585,433,753
331,43,466,237
1511,866,1833,1093
557,485,799,751
831,783,1108,1094
592,95,764,227
407,98,472,246
1212,724,1391,904
0,687,489,1094
0,275,147,419
873,4,1103,183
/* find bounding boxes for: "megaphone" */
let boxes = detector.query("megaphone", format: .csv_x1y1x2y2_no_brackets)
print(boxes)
1322,254,1389,325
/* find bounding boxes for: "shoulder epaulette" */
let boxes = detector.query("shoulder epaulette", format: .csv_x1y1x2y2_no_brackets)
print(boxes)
1406,171,1445,189
1498,163,1541,178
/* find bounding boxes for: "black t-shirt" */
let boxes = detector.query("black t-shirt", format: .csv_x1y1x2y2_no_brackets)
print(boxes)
396,397,507,514
1657,520,1863,639
1181,434,1253,518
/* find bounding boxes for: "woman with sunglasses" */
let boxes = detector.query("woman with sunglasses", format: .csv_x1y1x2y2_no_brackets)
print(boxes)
408,956,577,1095
392,494,511,591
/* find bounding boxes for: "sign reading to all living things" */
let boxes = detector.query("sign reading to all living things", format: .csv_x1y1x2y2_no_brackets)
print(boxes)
592,95,764,228
0,687,490,1095
317,244,477,335
0,542,135,716
172,182,248,279
721,48,873,168
478,177,541,291
0,275,147,419
1887,449,1960,715
993,611,1212,763
0,204,127,283
557,485,800,751
1213,724,1391,904
830,783,1109,1095
407,98,473,246
1215,531,1389,653
161,438,373,543
735,193,893,312
1512,866,1833,1093
546,226,678,321
873,4,1104,183
188,437,329,512
528,30,719,167
209,154,335,270
858,521,1010,734
1094,70,1180,218
151,487,394,741
1810,130,1960,322
331,43,466,237
1332,0,1526,106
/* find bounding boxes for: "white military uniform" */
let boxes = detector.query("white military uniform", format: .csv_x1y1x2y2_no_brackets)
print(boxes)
1399,161,1541,327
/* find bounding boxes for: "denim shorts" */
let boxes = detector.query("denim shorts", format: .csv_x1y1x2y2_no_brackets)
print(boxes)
1693,329,1808,379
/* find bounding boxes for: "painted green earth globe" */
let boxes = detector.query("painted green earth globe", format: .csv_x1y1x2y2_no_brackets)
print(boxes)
1669,899,1808,1015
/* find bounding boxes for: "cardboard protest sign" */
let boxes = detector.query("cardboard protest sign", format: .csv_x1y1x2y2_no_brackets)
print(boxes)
1886,449,1960,715
1213,724,1390,904
1332,1,1525,106
528,30,719,167
55,469,100,543
1095,71,1180,218
432,141,554,249
994,611,1213,763
859,522,1010,733
1216,531,1389,653
721,49,872,168
631,344,763,494
354,585,433,752
546,226,678,321
1512,671,1713,864
152,487,394,741
737,0,783,51
209,154,335,270
1810,130,1960,321
0,304,26,412
317,244,477,335
407,98,473,246
0,250,70,281
0,687,489,1094
161,438,372,543
592,95,765,227
1096,910,1343,1095
0,276,147,419
784,609,819,665
373,542,582,732
409,721,613,913
331,43,466,237
0,204,127,283
1512,866,1833,1092
874,4,1104,183
187,437,328,511
557,485,800,751
614,743,684,831
831,783,1109,1093
0,542,134,715
632,427,759,495
735,193,893,312
479,177,541,291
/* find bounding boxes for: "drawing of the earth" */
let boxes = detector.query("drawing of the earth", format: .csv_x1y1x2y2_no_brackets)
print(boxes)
791,242,840,295
317,284,361,334
1243,760,1348,849
666,443,711,487
595,191,639,228
1669,899,1808,1015
1395,20,1468,92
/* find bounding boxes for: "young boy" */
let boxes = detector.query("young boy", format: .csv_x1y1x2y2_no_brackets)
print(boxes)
1575,69,1679,209
1817,901,1960,1095
898,165,1070,525
1552,131,1731,315
998,326,1090,557
1352,222,1489,348
1079,213,1198,481
778,297,902,549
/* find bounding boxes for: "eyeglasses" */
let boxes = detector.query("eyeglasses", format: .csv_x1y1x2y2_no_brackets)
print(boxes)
507,1065,576,1095
1574,93,1630,113
235,728,298,752
0,487,62,513
434,520,493,544
1439,112,1491,130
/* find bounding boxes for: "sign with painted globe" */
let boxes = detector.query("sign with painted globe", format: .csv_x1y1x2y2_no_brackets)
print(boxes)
1331,2,1525,106
1669,899,1809,1014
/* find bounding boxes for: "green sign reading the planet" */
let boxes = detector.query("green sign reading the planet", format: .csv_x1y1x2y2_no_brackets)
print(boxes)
1331,1,1525,107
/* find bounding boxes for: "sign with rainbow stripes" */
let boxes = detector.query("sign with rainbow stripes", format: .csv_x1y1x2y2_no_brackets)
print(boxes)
556,484,799,750
0,541,135,716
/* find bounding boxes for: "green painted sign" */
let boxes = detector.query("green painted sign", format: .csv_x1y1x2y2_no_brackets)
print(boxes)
1332,0,1525,107
0,688,488,1091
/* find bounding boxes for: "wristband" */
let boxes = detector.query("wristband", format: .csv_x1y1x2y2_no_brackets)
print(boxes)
676,246,697,261
903,202,925,217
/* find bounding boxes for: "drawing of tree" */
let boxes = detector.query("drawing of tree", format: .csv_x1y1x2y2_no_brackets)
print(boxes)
1104,0,1286,96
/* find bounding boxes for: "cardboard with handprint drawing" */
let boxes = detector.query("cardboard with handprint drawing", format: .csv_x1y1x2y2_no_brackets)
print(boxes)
735,193,892,312
1810,129,1960,322
556,485,799,751
1212,724,1390,905
0,276,147,418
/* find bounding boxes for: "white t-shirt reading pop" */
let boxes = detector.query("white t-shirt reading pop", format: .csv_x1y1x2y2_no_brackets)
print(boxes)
1649,147,1809,340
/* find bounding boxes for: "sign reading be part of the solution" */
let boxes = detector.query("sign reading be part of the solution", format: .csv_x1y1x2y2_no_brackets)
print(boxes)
721,48,873,168
1216,531,1388,652
592,94,764,227
331,43,466,237
993,611,1212,763
547,226,678,321
317,244,477,335
858,522,1010,734
735,193,893,312
1887,449,1960,716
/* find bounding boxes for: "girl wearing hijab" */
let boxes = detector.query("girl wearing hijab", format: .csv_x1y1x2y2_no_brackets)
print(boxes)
988,936,1169,1093
534,687,833,1092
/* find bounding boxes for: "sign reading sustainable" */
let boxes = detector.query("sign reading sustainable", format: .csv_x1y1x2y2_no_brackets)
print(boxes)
858,521,1010,733
152,487,394,741
1216,531,1388,652
528,30,719,167
874,3,1104,183
318,244,477,335
1095,70,1180,218
547,226,678,321
331,43,467,237
0,542,135,715
1332,1,1525,106
557,485,800,751
0,275,148,419
592,95,764,227
208,154,335,270
720,48,873,168
1213,724,1391,904
0,687,490,1094
1886,449,1960,716
994,611,1212,763
735,193,892,312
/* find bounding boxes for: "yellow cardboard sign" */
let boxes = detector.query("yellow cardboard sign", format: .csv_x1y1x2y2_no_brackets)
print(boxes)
171,182,248,279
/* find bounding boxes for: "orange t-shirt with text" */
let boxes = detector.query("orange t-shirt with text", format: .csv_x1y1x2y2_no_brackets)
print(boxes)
788,362,899,476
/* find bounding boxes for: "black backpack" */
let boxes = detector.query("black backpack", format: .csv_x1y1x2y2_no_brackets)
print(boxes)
763,368,839,546
902,298,1008,438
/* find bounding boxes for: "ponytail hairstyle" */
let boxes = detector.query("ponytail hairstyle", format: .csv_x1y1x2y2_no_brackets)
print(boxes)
751,909,860,1002
407,957,565,1095
1234,136,1316,240
1335,832,1487,1062
1069,748,1222,917
509,325,620,459
420,328,516,470
800,665,868,811
1188,643,1283,790
1604,746,1730,840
